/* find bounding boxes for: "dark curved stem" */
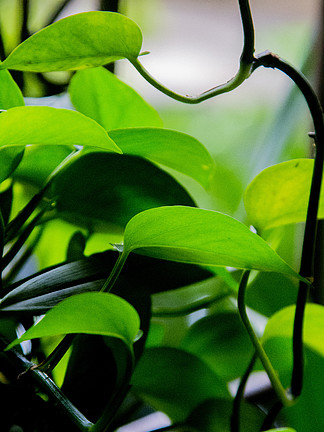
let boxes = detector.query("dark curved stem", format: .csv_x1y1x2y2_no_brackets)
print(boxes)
231,353,257,432
131,0,255,103
260,400,283,431
254,52,324,398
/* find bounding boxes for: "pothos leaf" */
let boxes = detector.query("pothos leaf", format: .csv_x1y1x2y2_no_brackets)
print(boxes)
6,292,140,350
120,206,304,279
1,12,143,72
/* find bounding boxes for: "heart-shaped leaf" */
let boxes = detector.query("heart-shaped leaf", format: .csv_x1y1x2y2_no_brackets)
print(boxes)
244,159,324,232
0,106,121,153
1,12,142,72
121,206,303,278
110,128,215,188
69,67,161,129
6,292,140,350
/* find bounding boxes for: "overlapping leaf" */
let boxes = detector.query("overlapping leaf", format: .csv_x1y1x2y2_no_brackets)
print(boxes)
244,159,324,232
0,70,25,182
69,67,161,129
181,312,256,381
6,292,140,350
110,128,215,188
0,106,121,152
131,347,230,421
47,153,195,229
0,69,24,109
1,12,142,72
0,251,211,314
121,206,303,278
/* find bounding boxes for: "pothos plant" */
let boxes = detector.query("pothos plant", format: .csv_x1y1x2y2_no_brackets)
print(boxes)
0,1,323,431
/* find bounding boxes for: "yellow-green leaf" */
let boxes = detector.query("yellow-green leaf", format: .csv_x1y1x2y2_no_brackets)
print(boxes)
1,12,142,72
122,206,303,279
244,159,324,232
6,292,140,350
0,106,121,153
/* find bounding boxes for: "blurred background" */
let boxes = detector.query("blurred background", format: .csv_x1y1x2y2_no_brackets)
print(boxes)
0,0,321,217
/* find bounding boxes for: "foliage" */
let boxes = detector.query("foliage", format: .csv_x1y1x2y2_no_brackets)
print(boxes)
0,1,322,431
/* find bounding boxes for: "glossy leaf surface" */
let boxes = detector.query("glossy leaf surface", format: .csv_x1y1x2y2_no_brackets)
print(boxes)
131,347,230,421
0,106,121,152
110,128,215,188
122,206,302,277
6,292,140,350
48,153,195,229
2,12,142,72
69,67,161,129
244,159,324,232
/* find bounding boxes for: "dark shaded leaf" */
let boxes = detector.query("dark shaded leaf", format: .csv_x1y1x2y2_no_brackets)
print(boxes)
0,146,25,184
181,312,256,381
131,347,230,421
0,251,212,313
48,152,196,229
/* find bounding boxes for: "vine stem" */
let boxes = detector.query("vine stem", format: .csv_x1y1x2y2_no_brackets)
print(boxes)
231,353,257,432
253,52,324,398
130,0,255,104
0,337,93,431
237,270,294,407
100,252,128,293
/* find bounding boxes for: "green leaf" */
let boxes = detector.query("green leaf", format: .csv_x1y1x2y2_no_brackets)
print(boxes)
131,347,230,421
6,292,140,350
110,128,215,188
48,152,195,229
1,250,211,314
69,67,161,129
244,159,324,232
122,206,302,278
1,12,142,72
181,312,256,381
0,146,25,183
262,307,324,430
264,429,296,432
0,69,24,109
246,271,298,317
13,145,74,187
263,303,324,357
0,106,121,153
186,398,263,432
